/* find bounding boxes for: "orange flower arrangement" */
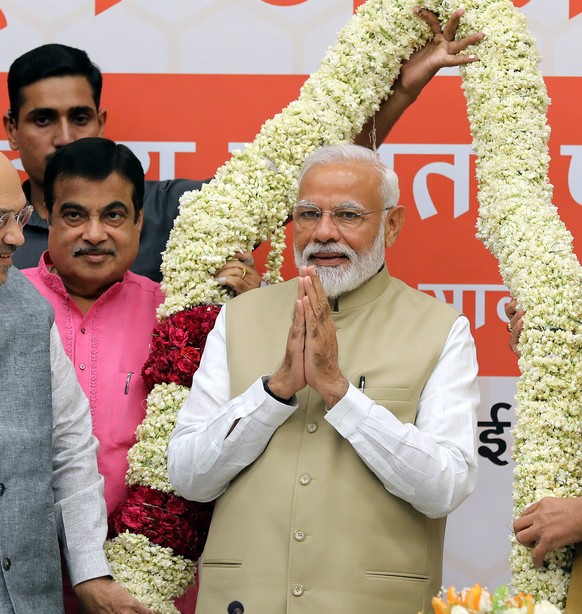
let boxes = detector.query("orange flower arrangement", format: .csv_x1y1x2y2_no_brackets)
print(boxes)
422,584,560,613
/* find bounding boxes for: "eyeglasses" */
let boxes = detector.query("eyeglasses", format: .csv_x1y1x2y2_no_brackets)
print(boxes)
292,202,391,230
0,204,34,229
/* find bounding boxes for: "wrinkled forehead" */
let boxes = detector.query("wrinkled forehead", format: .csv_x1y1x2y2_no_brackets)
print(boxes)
298,162,383,208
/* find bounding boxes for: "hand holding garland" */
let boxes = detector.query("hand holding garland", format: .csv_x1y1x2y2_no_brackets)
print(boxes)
74,576,155,614
506,299,582,579
355,7,484,148
514,497,582,569
214,251,261,295
504,297,525,357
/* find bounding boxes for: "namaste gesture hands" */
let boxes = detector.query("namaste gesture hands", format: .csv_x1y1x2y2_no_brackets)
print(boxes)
268,266,349,409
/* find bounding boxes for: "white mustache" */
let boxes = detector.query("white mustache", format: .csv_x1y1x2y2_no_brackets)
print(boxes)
301,242,355,260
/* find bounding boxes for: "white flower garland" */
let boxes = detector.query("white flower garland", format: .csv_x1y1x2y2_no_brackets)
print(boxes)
430,0,581,608
109,0,581,610
125,383,190,492
105,532,194,614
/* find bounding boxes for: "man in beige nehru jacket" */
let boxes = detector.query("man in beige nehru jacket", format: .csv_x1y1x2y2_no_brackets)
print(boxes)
168,144,480,614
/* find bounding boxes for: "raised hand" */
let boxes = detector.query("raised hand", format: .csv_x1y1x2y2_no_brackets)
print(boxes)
354,7,484,149
398,8,484,100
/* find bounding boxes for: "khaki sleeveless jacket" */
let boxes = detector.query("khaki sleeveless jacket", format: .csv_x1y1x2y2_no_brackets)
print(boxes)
197,269,460,614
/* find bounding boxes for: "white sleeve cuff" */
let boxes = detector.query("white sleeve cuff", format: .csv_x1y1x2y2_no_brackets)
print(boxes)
324,383,373,437
241,377,298,428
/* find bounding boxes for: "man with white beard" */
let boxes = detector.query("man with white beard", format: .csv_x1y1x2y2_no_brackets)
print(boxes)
168,143,480,614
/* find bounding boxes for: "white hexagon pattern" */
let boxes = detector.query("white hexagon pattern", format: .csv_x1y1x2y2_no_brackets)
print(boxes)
0,0,581,74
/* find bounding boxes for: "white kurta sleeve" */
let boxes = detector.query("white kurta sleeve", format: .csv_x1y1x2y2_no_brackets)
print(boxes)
168,308,297,502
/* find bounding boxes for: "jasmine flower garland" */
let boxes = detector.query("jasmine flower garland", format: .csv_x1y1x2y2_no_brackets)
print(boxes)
107,0,581,611
420,0,581,608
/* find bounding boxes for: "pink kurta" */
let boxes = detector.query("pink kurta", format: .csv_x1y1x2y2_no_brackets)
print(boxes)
25,254,163,515
24,253,196,613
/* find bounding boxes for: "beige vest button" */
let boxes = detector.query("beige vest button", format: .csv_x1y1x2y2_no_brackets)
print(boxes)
292,584,304,597
306,423,318,433
294,529,305,541
299,474,311,485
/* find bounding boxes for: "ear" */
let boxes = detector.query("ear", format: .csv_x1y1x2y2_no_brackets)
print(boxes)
97,108,107,136
384,205,405,249
136,208,144,234
3,113,19,151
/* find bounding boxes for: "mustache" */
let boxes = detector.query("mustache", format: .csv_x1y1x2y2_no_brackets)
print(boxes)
0,244,17,256
73,246,117,257
301,242,355,260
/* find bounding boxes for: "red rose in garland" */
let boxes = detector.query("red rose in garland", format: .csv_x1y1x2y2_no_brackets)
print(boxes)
142,305,222,388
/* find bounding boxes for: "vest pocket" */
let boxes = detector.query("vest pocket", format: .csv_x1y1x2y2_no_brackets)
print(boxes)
362,387,412,402
364,570,429,583
362,387,414,421
202,560,243,569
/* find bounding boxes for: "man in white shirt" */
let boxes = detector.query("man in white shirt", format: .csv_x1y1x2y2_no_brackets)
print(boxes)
0,152,152,613
168,144,480,614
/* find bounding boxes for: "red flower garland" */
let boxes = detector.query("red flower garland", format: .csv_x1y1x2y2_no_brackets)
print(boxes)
142,305,222,389
109,304,222,579
109,486,214,560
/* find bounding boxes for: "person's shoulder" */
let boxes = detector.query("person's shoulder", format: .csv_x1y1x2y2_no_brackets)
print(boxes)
144,178,211,199
123,271,164,301
4,267,54,314
390,276,460,317
228,277,298,310
19,266,47,297
21,266,38,281
11,265,40,290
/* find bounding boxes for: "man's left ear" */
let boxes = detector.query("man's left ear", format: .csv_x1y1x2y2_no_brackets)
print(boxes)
136,208,144,233
98,108,107,136
384,205,405,249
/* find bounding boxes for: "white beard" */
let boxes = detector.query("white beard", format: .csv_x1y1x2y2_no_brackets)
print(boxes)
294,226,386,299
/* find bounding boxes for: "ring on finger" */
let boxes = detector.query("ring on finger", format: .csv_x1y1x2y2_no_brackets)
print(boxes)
240,267,247,280
507,323,512,333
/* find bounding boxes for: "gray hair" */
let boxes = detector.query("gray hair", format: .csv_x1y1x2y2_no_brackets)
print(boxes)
298,143,400,211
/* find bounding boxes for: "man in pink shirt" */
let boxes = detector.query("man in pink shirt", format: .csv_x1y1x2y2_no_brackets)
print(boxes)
25,138,161,520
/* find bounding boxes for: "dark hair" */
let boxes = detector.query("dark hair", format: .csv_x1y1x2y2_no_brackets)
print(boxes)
8,44,102,122
44,138,144,220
